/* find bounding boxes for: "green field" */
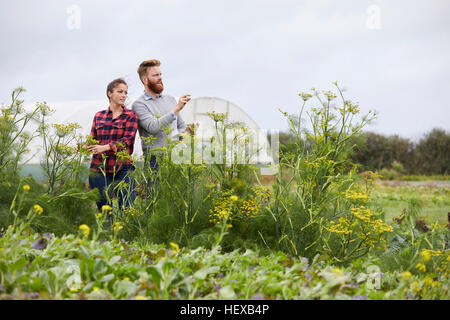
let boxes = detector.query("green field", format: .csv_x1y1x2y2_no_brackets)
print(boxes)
372,182,450,225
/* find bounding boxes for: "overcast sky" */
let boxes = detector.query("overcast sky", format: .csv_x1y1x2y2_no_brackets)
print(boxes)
1,0,449,140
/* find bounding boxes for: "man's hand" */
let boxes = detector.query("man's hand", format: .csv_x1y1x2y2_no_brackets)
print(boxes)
86,144,111,154
173,94,191,115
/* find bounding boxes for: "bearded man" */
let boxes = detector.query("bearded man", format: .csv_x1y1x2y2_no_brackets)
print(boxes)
132,59,191,170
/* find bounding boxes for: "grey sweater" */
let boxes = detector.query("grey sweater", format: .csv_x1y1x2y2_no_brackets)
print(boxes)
132,93,186,155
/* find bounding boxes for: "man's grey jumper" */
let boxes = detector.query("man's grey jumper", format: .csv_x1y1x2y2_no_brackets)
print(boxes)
132,92,186,156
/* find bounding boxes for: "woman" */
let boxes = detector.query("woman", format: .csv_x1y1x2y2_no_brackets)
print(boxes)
86,78,138,211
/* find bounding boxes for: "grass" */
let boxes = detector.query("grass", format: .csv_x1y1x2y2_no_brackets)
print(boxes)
259,171,450,226
372,183,450,225
20,168,446,228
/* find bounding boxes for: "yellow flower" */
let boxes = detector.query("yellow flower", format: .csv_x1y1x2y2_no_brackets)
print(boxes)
206,110,228,123
33,204,44,215
343,189,368,201
323,90,337,100
112,221,123,231
415,262,426,272
420,249,442,262
102,205,113,213
420,249,431,262
23,184,30,191
230,195,239,202
400,271,412,280
69,287,79,293
135,295,147,300
169,242,180,253
331,267,344,276
298,92,313,101
96,213,103,219
79,224,90,238
412,281,420,292
424,277,434,287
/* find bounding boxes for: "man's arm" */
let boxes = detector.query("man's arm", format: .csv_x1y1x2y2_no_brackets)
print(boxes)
132,100,175,134
170,96,187,132
176,113,187,132
172,95,190,132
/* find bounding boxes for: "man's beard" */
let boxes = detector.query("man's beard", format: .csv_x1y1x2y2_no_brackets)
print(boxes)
147,80,164,94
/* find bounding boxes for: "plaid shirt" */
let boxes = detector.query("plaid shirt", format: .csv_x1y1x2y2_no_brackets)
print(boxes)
89,106,138,173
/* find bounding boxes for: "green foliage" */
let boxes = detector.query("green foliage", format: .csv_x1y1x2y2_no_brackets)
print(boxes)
38,118,89,194
0,87,44,179
1,229,448,300
415,128,450,175
349,128,450,176
1,86,449,301
270,83,377,259
0,88,98,236
378,201,449,277
280,126,450,176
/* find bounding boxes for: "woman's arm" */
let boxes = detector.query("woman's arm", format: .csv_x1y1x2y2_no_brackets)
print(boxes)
86,113,112,154
86,144,111,154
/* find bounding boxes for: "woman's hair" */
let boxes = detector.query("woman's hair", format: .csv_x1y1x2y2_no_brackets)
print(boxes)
106,78,127,100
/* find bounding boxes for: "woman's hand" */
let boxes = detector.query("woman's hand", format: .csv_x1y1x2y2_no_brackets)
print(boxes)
75,144,87,152
86,144,111,154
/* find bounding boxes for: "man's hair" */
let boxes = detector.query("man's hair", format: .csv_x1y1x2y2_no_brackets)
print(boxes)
106,78,127,101
138,59,161,84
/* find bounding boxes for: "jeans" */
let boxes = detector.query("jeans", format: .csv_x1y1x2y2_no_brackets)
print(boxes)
144,154,159,196
144,154,159,173
88,165,136,211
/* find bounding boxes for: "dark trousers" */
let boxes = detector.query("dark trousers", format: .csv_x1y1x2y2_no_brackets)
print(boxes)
144,154,159,197
145,154,159,173
88,165,136,211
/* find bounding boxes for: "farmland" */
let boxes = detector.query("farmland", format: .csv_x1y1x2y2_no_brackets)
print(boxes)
0,86,448,301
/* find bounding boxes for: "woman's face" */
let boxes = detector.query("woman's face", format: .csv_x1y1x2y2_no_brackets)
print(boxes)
108,83,128,105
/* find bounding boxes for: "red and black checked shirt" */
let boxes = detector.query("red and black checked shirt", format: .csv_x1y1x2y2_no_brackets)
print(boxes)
89,106,138,173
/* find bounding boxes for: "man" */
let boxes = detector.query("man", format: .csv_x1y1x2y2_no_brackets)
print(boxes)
132,59,191,170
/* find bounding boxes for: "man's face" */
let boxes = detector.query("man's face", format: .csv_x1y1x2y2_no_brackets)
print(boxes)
144,66,164,94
